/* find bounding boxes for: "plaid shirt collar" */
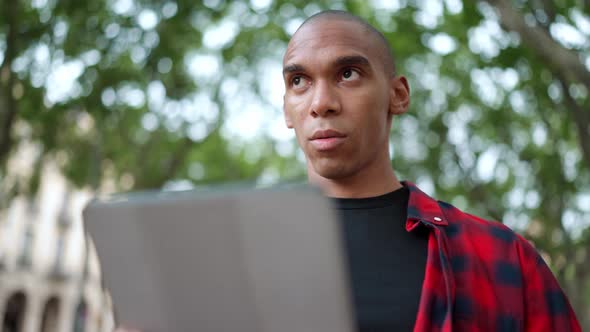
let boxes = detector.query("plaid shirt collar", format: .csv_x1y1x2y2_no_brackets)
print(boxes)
403,181,448,231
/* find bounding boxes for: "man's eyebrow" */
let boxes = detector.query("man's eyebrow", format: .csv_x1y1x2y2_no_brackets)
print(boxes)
333,55,370,68
283,64,305,76
282,55,370,76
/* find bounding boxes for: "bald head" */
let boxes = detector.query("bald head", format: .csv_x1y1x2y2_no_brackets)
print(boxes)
292,10,396,76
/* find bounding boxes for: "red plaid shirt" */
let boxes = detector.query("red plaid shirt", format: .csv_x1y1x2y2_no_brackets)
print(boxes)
403,181,581,331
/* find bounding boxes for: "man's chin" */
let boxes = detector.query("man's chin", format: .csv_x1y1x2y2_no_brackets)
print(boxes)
311,161,353,180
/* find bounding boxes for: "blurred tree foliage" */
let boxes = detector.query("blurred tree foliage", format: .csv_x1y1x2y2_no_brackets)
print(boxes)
0,0,589,327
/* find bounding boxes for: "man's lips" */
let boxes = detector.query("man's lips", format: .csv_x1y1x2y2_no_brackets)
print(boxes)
310,129,346,140
309,129,347,151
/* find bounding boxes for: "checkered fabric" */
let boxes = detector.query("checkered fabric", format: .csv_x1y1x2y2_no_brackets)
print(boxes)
403,182,581,331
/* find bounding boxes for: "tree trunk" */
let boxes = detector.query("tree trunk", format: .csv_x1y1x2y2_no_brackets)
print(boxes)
0,0,19,168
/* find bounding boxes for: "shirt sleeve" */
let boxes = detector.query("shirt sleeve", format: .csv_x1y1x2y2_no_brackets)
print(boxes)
516,234,582,332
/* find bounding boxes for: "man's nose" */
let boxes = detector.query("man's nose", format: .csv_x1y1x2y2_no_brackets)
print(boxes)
310,80,341,117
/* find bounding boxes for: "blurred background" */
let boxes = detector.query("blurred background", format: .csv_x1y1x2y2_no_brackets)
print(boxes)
0,0,589,331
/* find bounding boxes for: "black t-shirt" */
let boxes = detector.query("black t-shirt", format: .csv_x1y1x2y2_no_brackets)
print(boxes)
332,186,429,332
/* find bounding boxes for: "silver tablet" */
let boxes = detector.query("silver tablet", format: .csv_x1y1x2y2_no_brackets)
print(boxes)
83,185,354,332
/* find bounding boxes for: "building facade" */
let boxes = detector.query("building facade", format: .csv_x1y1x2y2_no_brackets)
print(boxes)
1,164,115,332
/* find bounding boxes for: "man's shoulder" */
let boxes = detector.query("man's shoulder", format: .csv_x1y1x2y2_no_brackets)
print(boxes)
435,199,530,251
432,201,581,330
404,181,531,251
434,199,549,283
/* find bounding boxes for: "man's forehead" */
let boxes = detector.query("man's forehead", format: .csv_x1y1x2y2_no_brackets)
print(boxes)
283,18,375,64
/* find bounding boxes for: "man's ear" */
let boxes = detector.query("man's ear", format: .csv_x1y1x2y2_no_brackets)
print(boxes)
283,95,294,128
388,76,410,116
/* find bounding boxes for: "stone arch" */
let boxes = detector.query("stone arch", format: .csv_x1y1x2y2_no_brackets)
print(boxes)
2,291,27,332
40,296,60,332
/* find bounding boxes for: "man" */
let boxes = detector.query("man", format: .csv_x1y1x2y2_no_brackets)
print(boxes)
118,10,581,332
282,9,581,332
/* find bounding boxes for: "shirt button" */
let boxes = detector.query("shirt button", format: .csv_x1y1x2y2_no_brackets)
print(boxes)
434,217,442,222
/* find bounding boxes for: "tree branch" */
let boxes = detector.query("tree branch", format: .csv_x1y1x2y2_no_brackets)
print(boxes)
145,135,194,189
484,0,590,88
532,0,556,26
485,0,590,172
557,75,590,172
539,0,556,22
537,108,573,247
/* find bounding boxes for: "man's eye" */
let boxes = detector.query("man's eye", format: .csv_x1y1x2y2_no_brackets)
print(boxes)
292,76,307,87
342,69,360,81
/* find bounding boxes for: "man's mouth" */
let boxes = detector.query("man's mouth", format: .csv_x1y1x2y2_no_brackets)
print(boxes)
309,129,347,151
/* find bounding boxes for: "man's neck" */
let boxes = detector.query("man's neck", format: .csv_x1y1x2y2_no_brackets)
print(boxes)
308,159,402,199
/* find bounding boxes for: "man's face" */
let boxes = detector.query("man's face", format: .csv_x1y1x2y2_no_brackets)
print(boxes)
282,19,407,180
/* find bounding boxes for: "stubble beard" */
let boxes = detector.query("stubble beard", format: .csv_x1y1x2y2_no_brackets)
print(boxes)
309,153,362,180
